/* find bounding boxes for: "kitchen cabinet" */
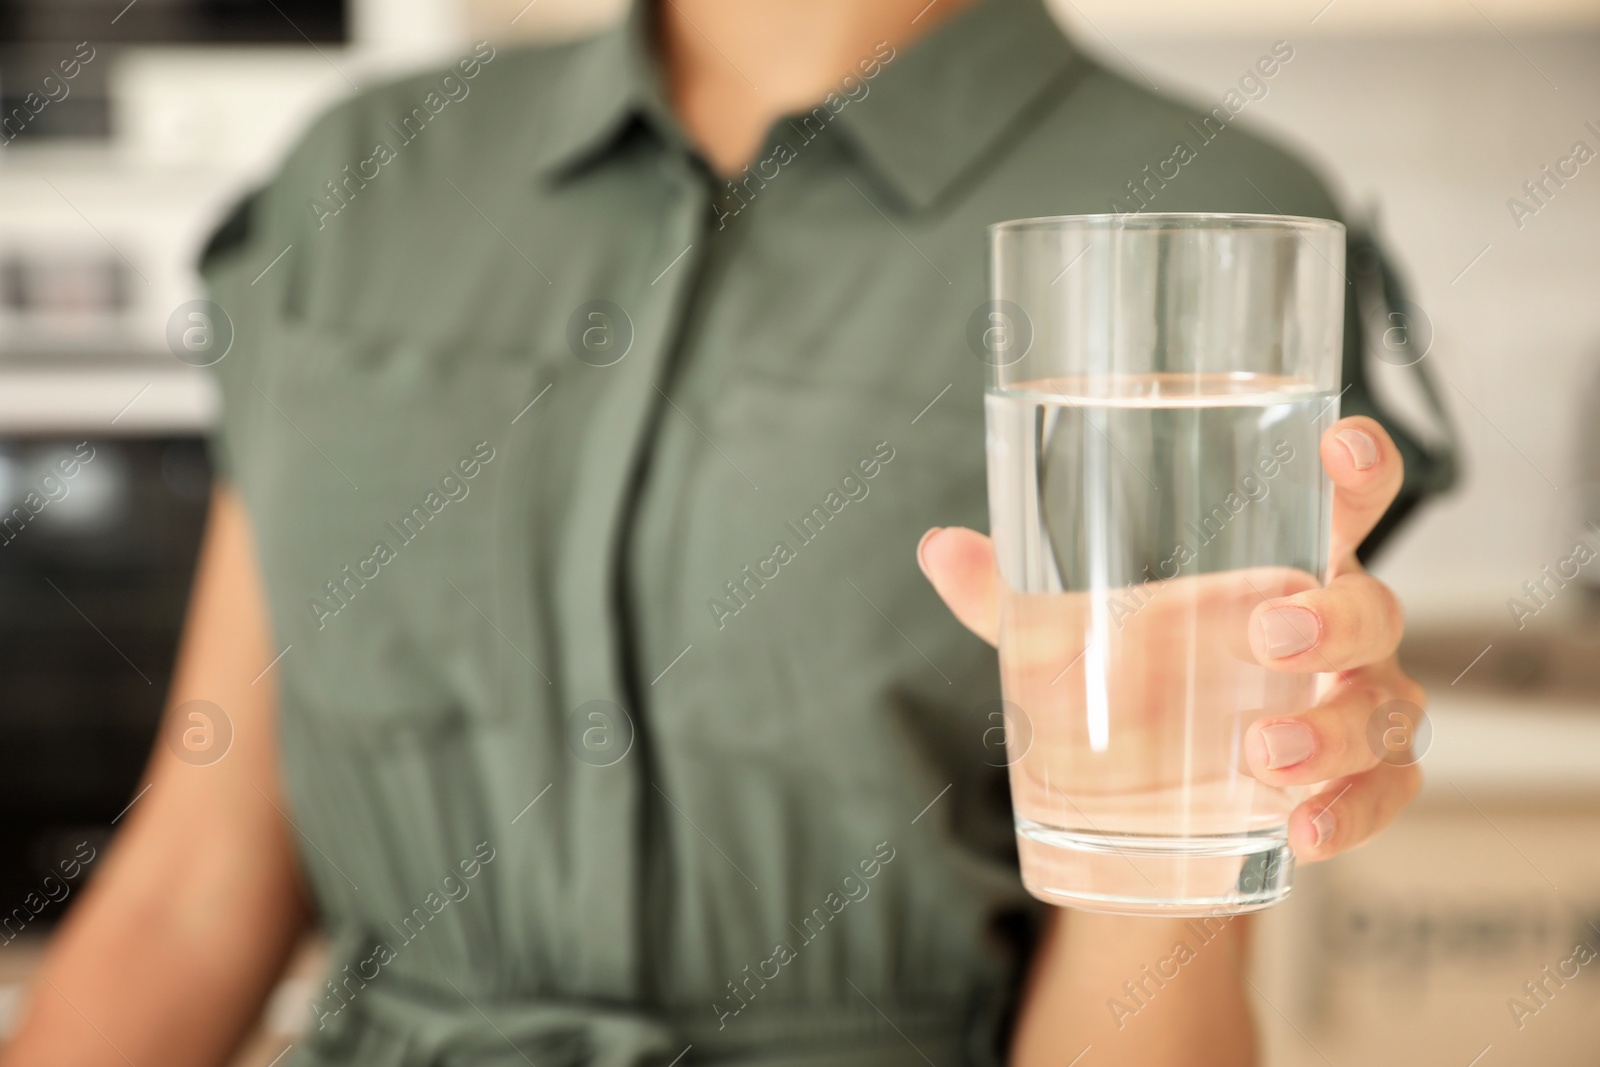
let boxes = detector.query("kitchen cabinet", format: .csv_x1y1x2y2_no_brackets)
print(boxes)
1253,619,1600,1065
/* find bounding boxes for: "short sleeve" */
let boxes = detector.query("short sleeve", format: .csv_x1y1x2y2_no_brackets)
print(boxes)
195,138,316,490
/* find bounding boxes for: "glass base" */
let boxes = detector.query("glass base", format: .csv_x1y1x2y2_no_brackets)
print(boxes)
1015,818,1294,916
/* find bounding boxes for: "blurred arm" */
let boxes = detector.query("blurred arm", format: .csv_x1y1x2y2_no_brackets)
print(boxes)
1,486,311,1067
1009,909,1257,1067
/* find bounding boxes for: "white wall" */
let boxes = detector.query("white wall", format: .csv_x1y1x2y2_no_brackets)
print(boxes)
1079,29,1600,621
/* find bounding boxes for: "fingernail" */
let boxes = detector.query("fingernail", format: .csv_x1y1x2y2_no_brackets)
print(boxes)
916,527,943,577
1311,806,1336,847
1259,606,1319,659
1258,722,1315,769
1335,428,1378,471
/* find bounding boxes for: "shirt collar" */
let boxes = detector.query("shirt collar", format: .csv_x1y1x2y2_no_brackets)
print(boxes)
833,0,1083,210
524,0,677,179
525,0,1083,208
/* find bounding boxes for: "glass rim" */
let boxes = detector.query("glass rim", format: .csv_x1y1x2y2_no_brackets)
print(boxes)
987,211,1345,236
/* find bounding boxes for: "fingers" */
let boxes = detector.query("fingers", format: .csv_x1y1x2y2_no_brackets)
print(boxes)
1243,680,1372,785
1322,416,1405,571
1248,568,1404,672
1288,761,1422,861
917,526,998,646
1245,655,1425,782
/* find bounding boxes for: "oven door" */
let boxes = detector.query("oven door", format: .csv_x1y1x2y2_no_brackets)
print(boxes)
0,434,210,930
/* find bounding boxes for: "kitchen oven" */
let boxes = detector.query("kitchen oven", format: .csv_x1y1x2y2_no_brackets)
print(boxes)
0,431,211,930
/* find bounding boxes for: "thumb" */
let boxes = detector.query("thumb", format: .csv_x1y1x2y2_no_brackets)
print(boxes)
917,526,999,646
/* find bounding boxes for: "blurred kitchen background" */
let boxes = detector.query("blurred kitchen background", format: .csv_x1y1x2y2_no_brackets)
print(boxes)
1,0,1597,1064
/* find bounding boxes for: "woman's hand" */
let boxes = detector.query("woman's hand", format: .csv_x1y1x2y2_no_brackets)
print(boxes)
930,415,1423,1064
918,414,1424,862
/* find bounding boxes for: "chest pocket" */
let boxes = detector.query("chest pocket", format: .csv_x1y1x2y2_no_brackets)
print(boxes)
241,317,556,731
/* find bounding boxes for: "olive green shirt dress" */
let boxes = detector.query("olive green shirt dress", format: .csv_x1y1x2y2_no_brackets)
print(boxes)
197,0,1395,1063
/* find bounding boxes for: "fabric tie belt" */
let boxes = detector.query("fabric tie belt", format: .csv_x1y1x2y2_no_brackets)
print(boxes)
296,979,975,1067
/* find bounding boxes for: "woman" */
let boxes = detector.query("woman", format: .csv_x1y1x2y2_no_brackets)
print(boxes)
4,0,1430,1063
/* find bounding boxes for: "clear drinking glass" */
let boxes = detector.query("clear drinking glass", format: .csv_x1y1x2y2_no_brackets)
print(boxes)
983,212,1345,915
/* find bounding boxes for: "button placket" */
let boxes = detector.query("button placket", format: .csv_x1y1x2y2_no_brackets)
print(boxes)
549,151,712,994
